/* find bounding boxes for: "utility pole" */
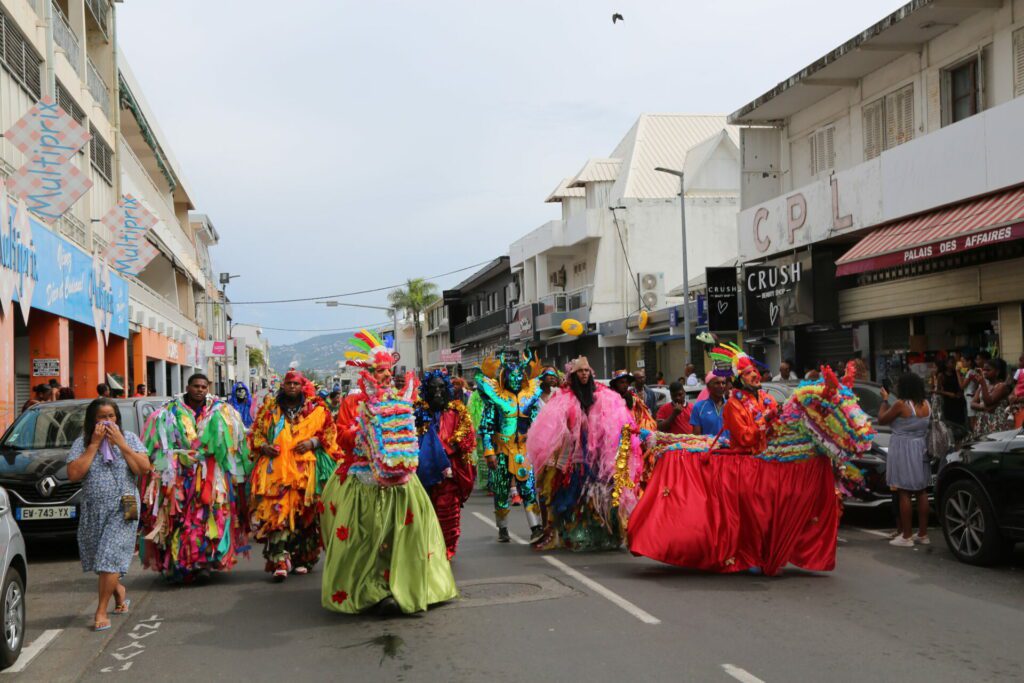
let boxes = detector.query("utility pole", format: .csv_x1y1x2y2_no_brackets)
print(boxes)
654,167,691,366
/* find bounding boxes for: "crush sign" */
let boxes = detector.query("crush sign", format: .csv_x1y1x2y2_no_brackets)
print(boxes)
705,267,738,331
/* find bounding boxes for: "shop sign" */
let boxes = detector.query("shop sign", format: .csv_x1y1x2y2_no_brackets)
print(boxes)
0,191,37,323
208,340,228,357
439,350,462,363
2,200,128,337
743,253,814,330
705,267,739,331
859,222,1024,273
508,304,535,340
32,358,59,376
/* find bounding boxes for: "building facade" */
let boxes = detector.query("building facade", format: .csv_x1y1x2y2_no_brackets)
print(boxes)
445,257,514,375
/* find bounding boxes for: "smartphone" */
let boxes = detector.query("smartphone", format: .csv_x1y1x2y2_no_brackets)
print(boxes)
881,378,892,392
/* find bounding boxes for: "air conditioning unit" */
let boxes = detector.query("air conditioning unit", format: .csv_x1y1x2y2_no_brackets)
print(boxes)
638,272,665,311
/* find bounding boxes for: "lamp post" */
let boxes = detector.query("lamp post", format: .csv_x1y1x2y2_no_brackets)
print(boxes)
653,167,691,366
316,300,402,361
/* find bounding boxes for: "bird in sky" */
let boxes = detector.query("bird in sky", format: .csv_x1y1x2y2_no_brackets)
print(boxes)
612,13,624,24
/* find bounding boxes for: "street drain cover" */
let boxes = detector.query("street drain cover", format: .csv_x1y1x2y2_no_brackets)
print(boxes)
445,574,576,610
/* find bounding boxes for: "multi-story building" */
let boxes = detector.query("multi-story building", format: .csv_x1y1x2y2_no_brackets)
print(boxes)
510,114,741,377
231,323,271,391
729,0,1024,379
445,256,513,374
423,298,452,370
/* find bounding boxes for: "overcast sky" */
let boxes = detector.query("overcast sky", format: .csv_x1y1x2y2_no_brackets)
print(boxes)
118,0,905,346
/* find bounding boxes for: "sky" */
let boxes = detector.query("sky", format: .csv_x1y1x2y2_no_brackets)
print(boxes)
117,0,907,346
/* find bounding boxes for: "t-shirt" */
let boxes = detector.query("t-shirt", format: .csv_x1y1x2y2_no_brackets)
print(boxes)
656,402,693,435
689,398,728,439
685,373,699,386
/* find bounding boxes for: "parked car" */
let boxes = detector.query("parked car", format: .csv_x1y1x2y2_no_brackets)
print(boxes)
0,487,26,669
936,427,1024,566
0,399,163,537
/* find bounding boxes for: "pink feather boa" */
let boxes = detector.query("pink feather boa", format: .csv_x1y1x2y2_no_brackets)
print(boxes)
527,383,643,514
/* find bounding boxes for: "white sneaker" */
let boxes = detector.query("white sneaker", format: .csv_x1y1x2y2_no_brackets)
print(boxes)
914,534,931,545
889,536,914,547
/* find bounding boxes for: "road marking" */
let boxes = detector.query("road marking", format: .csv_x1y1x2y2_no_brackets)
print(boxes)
3,629,62,674
471,511,661,625
722,663,766,683
849,527,893,538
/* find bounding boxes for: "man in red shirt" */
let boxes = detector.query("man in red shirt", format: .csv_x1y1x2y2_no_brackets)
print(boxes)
656,382,692,434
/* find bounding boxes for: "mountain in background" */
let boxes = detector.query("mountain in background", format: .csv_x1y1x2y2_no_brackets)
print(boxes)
268,332,348,377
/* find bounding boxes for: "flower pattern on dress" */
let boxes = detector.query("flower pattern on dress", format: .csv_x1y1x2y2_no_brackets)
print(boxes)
331,590,348,604
330,502,337,515
335,525,349,541
404,508,414,525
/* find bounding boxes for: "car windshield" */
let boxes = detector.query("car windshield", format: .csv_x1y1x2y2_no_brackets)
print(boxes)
851,385,884,418
1,405,88,449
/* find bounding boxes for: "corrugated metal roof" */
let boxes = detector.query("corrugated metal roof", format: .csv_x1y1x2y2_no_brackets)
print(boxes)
544,177,586,203
609,114,738,200
567,158,622,187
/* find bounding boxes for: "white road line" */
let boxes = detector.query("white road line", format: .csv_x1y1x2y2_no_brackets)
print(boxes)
849,526,894,538
3,629,62,674
470,511,661,625
722,663,766,683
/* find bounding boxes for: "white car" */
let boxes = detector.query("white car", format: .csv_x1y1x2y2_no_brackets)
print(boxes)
0,487,26,669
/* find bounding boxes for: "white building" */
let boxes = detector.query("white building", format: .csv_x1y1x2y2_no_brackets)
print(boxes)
231,323,271,391
728,0,1024,378
509,114,740,376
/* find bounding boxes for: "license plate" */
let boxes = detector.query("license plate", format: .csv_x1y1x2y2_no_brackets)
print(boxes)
16,506,76,521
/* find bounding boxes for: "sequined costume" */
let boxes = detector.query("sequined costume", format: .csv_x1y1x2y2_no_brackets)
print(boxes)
139,395,251,581
320,330,457,614
414,371,476,559
249,374,338,574
474,348,544,541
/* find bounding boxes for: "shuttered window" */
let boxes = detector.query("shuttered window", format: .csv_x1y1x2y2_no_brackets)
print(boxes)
1014,27,1024,98
862,99,884,161
0,9,42,99
810,125,835,175
862,83,914,161
89,124,113,184
55,80,85,123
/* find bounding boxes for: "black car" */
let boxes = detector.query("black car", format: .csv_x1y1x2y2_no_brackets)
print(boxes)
0,398,164,537
761,381,972,508
936,428,1024,565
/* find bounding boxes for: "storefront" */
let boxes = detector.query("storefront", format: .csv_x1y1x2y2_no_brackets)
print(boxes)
1,208,130,430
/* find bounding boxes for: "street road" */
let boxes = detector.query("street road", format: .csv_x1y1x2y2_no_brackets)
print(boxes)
8,495,1024,682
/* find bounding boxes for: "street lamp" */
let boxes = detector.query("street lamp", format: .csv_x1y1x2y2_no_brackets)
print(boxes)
654,167,691,367
316,300,401,359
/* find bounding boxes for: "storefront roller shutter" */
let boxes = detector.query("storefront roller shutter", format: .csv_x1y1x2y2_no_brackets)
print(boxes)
801,328,854,369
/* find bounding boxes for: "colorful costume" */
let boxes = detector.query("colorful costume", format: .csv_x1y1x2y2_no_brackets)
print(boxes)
139,395,251,580
320,330,457,614
474,349,544,542
627,356,872,576
249,373,338,575
527,359,642,551
228,381,254,428
414,371,476,559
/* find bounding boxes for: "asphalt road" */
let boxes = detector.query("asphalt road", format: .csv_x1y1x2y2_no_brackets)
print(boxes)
8,494,1024,683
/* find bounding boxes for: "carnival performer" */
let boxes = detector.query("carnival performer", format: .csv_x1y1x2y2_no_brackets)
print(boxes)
139,373,251,582
249,371,338,581
320,330,457,615
610,369,656,431
712,343,778,453
527,356,641,551
228,381,254,428
414,370,476,559
475,348,544,544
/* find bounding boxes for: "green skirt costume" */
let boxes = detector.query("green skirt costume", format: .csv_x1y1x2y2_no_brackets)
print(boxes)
320,467,458,614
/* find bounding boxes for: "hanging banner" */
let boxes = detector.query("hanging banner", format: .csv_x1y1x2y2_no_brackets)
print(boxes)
100,194,160,276
0,194,37,325
2,97,91,166
0,184,13,320
90,251,114,346
706,267,739,331
6,160,93,225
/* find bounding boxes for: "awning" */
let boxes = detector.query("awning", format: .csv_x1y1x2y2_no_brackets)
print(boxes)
835,186,1024,276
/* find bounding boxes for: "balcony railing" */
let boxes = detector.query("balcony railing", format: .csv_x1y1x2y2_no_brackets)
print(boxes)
85,0,110,41
452,309,508,344
58,213,89,249
51,2,82,76
536,286,593,331
86,56,109,117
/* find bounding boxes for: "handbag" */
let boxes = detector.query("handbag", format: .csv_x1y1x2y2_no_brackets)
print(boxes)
926,412,951,462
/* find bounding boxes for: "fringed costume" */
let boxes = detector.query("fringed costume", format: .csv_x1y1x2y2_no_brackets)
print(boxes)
320,330,457,614
139,395,251,580
249,372,338,577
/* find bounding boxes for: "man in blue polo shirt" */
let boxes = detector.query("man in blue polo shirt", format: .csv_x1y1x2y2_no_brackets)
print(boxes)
690,372,730,443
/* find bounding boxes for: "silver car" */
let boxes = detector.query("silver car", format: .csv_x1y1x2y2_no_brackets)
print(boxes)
0,487,26,669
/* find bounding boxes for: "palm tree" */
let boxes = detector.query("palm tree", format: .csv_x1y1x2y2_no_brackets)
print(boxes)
387,278,440,371
248,347,266,370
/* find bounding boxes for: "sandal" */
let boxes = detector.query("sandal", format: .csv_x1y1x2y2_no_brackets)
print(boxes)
292,566,309,575
113,598,131,615
93,620,111,632
273,562,289,581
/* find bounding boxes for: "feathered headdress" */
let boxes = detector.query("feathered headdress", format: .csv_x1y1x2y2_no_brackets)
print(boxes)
708,341,765,377
344,329,396,369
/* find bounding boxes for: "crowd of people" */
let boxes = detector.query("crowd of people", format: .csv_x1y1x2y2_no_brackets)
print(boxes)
62,334,1021,626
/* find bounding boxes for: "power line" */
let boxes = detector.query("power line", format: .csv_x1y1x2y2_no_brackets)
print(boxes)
233,320,385,333
202,259,492,306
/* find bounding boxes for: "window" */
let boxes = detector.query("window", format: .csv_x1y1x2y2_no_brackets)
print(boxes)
0,9,42,98
56,79,86,123
942,53,985,126
810,125,835,175
1014,27,1024,98
862,83,914,161
89,125,113,184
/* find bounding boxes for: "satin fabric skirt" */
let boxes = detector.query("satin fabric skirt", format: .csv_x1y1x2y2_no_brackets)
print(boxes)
319,472,458,614
628,452,839,576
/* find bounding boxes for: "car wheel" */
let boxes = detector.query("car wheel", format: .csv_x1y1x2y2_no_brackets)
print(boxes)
941,479,1002,566
0,569,24,669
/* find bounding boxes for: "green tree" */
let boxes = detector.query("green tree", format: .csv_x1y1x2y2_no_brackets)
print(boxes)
248,347,266,369
387,278,440,371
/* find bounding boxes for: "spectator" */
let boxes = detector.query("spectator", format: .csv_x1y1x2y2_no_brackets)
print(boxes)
111,389,125,399
971,357,1013,438
66,398,152,631
451,376,471,404
878,373,931,547
655,371,666,386
58,387,75,400
683,364,699,386
852,358,870,381
22,384,51,413
805,367,821,381
962,351,990,431
772,360,796,382
133,384,147,397
1011,353,1024,429
537,367,560,410
689,372,729,440
632,368,659,416
96,383,111,398
933,357,966,427
656,382,692,435
48,379,60,401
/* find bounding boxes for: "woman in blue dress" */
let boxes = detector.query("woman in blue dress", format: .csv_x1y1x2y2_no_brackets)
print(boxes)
67,398,152,631
878,373,932,548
